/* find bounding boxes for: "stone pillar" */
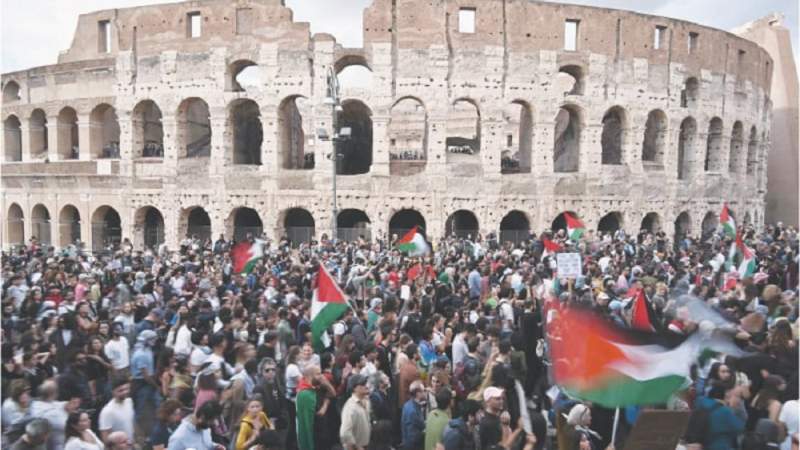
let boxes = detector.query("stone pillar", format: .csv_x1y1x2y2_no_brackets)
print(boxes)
627,124,645,174
260,106,279,176
427,114,447,175
533,121,554,174
161,115,179,168
371,115,390,177
481,115,502,175
77,115,92,161
209,108,227,175
47,115,60,161
118,109,133,161
582,123,603,174
18,124,31,162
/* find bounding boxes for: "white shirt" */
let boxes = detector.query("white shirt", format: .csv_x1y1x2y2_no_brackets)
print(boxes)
451,333,469,368
190,347,210,374
64,430,104,450
104,337,130,370
31,400,69,450
172,325,193,356
779,400,799,450
98,398,135,439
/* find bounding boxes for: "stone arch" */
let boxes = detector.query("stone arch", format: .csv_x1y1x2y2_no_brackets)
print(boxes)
177,98,211,158
4,115,22,162
501,100,533,174
58,205,81,247
182,206,212,241
91,205,121,252
29,109,48,158
227,59,258,92
597,211,623,233
677,117,697,180
551,211,579,234
282,208,315,245
89,103,120,158
642,109,667,166
445,210,479,239
228,98,262,165
674,211,691,240
389,209,426,240
446,98,481,162
554,104,581,172
556,65,584,95
338,99,372,175
728,121,744,174
746,126,758,175
2,80,20,103
31,204,52,246
701,211,718,238
335,54,373,91
601,106,626,165
704,117,724,172
134,206,165,250
499,210,530,244
388,96,427,171
6,203,24,246
132,100,164,158
337,209,371,241
681,77,699,108
640,212,662,233
229,207,263,242
279,95,311,170
57,106,79,160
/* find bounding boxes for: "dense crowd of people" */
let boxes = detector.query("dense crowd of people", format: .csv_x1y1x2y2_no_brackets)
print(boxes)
1,219,798,450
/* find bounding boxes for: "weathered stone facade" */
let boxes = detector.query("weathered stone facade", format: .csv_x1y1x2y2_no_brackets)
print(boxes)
1,0,774,251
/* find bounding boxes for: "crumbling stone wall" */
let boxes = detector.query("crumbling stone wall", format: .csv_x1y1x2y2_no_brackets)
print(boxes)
1,0,774,250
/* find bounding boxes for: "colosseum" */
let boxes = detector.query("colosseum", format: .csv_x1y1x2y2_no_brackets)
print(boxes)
0,0,774,251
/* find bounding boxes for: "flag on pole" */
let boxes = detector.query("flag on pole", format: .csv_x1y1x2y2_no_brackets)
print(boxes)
550,309,696,408
230,239,265,274
737,242,757,278
311,264,349,351
720,204,737,238
631,289,655,332
397,226,431,257
543,238,563,257
565,213,586,241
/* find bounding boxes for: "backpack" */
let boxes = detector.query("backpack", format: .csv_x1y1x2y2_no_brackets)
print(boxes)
453,355,482,398
683,402,722,446
402,313,422,341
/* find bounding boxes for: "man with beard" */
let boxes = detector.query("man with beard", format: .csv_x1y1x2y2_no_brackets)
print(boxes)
256,358,288,436
168,399,226,450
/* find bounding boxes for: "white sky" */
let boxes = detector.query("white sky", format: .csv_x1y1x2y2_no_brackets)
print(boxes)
1,0,797,73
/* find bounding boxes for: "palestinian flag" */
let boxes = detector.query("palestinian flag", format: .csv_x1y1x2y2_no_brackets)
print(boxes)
550,308,695,408
720,204,737,238
737,242,756,278
230,239,264,274
397,226,431,257
543,238,563,257
564,213,585,241
631,289,655,332
311,264,350,351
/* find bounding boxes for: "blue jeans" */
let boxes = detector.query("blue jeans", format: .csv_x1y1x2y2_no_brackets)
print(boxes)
132,380,161,420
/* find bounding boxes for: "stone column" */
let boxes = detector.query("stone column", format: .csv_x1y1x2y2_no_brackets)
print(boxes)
209,107,227,175
77,115,93,161
18,124,31,162
426,114,447,175
532,121,554,174
581,123,603,174
481,115,502,175
161,115,179,168
260,105,279,176
371,115,390,177
47,115,61,161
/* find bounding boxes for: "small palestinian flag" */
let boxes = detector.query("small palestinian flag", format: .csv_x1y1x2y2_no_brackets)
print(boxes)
311,264,350,351
564,213,586,241
230,239,264,274
550,308,696,408
543,238,563,257
397,226,431,257
720,204,737,238
631,289,655,332
737,242,757,278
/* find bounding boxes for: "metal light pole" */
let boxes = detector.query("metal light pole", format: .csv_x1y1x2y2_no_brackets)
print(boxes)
324,66,342,242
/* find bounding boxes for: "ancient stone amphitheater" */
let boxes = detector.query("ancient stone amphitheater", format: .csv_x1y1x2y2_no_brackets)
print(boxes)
0,0,773,251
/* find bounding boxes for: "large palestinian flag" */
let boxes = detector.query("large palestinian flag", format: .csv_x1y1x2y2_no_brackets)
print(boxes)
564,213,586,241
397,226,431,257
231,240,264,274
311,264,349,351
550,309,696,407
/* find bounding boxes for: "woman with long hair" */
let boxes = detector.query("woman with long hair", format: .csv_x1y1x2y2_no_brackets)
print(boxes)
235,397,274,450
148,399,184,450
195,368,220,413
85,335,113,406
748,375,787,430
63,411,103,450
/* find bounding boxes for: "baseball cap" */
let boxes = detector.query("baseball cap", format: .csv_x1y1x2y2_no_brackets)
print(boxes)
483,386,504,402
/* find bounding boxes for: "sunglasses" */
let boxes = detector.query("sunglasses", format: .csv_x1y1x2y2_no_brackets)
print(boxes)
263,368,276,373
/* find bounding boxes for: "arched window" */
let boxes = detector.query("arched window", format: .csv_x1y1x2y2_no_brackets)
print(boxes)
227,60,259,92
183,207,211,242
59,205,81,247
446,99,480,162
674,211,691,240
556,65,584,95
499,210,530,244
337,209,371,241
91,206,122,253
681,77,699,108
389,97,427,165
279,96,311,170
642,109,667,166
677,117,696,180
551,211,579,234
132,100,164,158
335,55,373,92
31,204,52,246
177,98,211,158
701,211,718,238
230,207,263,242
29,109,48,158
746,126,758,175
553,106,581,173
89,104,121,159
338,100,372,175
134,206,165,250
601,106,625,165
7,204,25,246
283,208,315,245
445,210,479,239
4,115,22,162
704,117,723,172
728,121,744,174
57,107,79,160
389,209,426,240
640,212,661,233
2,81,20,103
229,99,262,165
597,212,623,234
501,101,533,174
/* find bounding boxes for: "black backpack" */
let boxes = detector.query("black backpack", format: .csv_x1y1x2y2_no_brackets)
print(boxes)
684,402,722,446
403,313,422,341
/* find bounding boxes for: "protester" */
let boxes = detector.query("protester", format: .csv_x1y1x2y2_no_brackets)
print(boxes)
10,418,51,450
339,374,372,450
63,412,103,450
168,399,225,450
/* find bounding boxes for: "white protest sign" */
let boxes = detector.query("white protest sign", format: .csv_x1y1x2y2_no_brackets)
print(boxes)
556,252,582,279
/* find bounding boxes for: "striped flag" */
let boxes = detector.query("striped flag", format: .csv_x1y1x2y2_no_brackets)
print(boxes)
720,204,737,238
565,213,586,241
